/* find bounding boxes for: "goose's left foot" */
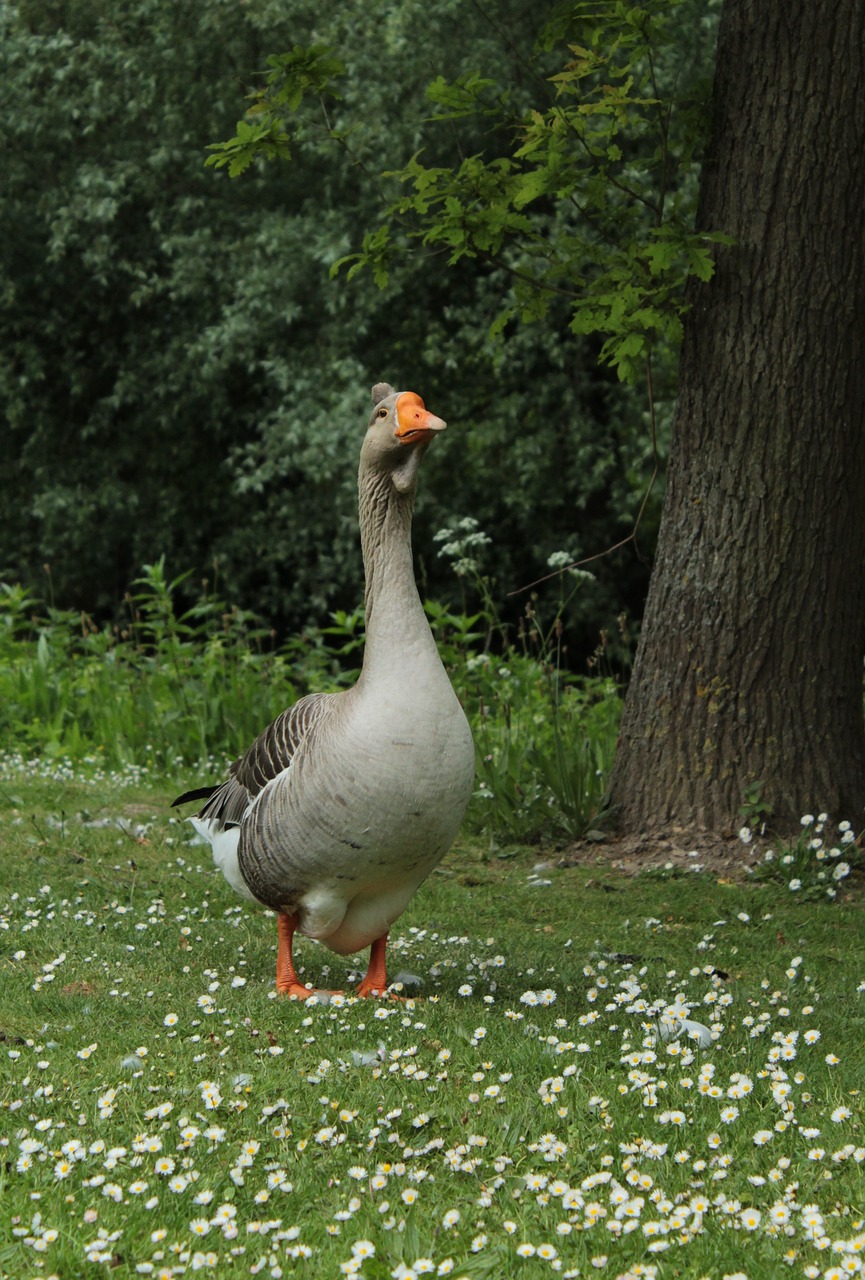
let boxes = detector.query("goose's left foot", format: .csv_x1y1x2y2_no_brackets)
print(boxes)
275,911,343,1001
355,933,393,998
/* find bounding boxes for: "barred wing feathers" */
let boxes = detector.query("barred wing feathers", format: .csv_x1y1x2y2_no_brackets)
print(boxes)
174,692,337,830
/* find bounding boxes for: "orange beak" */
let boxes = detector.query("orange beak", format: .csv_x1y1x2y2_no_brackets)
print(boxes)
395,391,447,443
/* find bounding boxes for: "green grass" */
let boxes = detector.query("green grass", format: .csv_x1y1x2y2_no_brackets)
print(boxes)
1,769,863,1280
0,562,622,845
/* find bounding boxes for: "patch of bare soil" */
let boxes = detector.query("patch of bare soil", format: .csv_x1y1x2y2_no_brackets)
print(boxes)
558,828,761,880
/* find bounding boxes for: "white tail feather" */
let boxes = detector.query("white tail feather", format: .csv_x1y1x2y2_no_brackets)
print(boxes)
189,818,257,903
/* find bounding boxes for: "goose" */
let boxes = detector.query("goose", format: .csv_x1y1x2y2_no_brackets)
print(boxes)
173,383,475,1000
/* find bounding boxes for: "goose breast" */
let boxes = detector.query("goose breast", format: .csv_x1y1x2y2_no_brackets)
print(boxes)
237,682,474,953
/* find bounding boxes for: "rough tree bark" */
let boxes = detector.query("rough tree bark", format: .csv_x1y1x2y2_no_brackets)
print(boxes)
608,0,865,834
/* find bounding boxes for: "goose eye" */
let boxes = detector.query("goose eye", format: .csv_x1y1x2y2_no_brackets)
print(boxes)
376,407,388,419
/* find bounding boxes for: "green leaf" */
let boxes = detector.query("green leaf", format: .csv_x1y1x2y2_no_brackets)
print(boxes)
426,72,500,119
511,168,550,209
686,242,716,282
205,44,344,178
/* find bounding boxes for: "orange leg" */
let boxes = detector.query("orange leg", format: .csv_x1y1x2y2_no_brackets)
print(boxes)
275,912,344,1001
275,912,314,999
355,933,390,998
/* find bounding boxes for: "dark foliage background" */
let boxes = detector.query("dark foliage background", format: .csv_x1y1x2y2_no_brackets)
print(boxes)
0,0,717,665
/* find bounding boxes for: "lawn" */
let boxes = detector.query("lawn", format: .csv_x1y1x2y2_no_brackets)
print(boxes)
1,756,863,1280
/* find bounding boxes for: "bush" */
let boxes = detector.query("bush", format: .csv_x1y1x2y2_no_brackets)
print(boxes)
0,557,621,843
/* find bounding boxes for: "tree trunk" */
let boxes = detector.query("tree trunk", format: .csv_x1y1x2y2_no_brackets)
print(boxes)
608,0,865,835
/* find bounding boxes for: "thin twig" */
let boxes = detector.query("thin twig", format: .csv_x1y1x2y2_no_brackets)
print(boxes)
509,350,661,595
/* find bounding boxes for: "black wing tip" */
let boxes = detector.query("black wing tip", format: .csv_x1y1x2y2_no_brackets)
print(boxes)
171,785,220,809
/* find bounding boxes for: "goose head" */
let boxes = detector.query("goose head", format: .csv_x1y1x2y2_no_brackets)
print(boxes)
362,382,447,493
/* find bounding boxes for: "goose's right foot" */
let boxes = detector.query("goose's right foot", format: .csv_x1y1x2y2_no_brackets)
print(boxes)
275,911,344,1001
279,981,345,1002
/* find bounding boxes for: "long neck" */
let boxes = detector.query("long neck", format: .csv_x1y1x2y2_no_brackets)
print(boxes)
357,461,438,674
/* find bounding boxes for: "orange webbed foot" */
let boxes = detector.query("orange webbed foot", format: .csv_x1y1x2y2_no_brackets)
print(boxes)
276,977,316,1001
276,978,345,1002
355,977,390,999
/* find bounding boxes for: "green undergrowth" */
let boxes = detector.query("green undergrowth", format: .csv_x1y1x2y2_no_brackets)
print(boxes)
0,777,863,1280
0,559,621,844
